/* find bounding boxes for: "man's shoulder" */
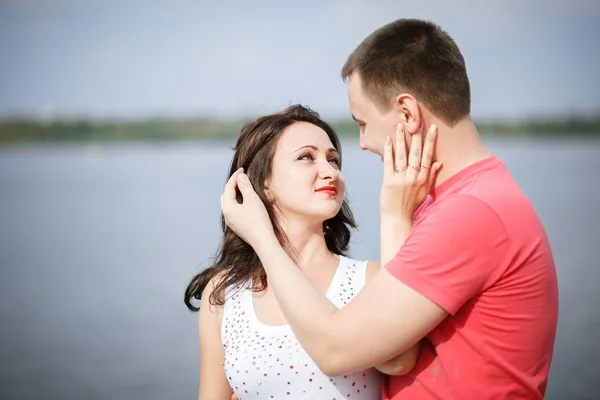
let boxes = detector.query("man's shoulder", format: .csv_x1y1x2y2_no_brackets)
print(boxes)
424,192,506,227
427,162,528,225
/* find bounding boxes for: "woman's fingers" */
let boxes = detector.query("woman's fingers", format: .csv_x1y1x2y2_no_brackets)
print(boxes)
394,123,407,174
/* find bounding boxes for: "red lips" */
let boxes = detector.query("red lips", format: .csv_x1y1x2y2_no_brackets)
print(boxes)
315,185,337,196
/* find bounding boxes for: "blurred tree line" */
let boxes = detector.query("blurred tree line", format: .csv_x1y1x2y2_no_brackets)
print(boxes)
1,115,599,144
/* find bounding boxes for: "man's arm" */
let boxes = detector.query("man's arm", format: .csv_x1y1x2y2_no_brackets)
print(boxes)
254,237,445,376
364,261,422,376
253,195,506,376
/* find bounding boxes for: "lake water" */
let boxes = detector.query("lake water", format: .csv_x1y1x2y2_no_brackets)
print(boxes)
0,137,599,399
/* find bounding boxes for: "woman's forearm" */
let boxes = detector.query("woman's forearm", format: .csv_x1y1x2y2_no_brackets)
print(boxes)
380,215,413,268
374,341,421,376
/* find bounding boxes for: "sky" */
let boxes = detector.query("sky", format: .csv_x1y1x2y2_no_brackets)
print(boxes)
0,0,599,121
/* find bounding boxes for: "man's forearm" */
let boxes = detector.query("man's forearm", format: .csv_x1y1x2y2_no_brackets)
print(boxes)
380,215,413,268
253,235,341,369
250,230,440,377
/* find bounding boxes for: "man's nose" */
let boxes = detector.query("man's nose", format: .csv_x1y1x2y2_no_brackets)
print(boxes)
359,131,367,150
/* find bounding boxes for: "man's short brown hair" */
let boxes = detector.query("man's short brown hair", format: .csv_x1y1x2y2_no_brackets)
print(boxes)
341,19,471,126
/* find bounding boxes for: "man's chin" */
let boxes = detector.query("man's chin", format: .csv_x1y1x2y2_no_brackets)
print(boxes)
362,145,384,160
370,148,384,161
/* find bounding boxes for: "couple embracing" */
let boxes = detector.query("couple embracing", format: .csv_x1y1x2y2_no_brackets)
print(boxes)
185,18,558,400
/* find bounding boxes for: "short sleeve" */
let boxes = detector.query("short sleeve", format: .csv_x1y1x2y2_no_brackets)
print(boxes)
385,195,509,315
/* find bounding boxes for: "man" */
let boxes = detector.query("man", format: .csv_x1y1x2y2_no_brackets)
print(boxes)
222,18,558,399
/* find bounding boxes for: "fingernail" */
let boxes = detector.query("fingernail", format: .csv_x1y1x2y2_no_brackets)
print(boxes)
238,173,248,182
385,136,391,145
429,124,437,135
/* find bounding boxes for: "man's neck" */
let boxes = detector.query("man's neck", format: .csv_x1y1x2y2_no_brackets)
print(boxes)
432,115,490,188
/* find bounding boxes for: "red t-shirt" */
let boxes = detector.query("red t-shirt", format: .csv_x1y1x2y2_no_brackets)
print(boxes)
384,156,558,399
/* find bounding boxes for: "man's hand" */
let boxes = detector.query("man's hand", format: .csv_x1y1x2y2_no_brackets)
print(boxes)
221,168,276,248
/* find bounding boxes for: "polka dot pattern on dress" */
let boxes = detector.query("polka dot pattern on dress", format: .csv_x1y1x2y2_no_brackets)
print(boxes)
220,256,382,399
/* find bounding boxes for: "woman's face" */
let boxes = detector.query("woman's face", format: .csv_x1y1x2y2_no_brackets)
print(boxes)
266,122,345,225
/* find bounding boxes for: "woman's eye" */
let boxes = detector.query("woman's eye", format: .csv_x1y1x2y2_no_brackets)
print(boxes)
329,158,340,165
298,154,313,161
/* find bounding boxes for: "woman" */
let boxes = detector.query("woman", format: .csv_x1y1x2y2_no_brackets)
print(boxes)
184,105,419,399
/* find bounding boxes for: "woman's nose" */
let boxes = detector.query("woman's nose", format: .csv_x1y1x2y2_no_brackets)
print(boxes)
319,161,339,181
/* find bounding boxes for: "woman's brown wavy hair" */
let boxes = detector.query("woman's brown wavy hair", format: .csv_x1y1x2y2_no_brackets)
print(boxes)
184,104,357,311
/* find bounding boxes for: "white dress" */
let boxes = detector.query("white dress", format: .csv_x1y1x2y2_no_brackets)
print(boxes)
221,255,382,399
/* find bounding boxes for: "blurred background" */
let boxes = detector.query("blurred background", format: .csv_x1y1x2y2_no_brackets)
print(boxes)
1,0,599,399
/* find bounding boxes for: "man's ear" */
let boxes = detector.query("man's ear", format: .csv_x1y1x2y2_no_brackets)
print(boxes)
393,93,422,135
